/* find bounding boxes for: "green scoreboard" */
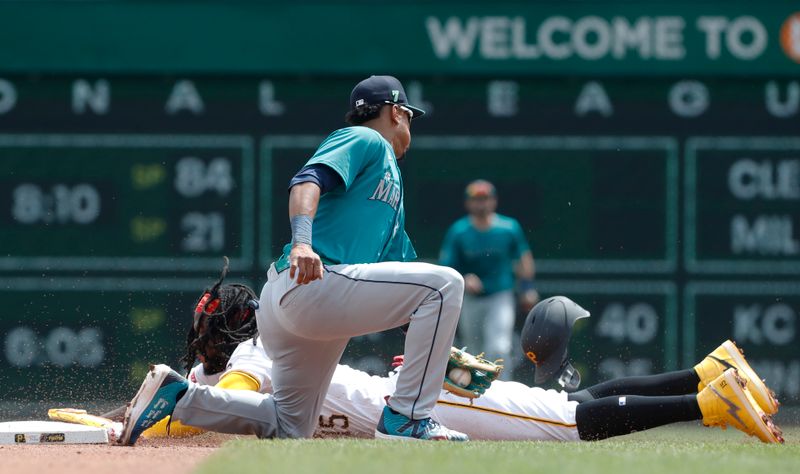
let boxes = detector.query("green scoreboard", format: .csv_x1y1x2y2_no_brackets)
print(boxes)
526,281,678,386
685,283,800,406
0,278,249,401
0,135,254,271
686,137,800,274
1,0,798,427
265,135,677,272
1,73,798,408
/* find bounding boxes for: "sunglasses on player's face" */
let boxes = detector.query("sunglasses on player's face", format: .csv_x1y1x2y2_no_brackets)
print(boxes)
399,106,413,123
384,102,413,123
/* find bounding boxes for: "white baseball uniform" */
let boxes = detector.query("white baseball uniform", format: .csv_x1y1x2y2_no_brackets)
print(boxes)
181,338,579,441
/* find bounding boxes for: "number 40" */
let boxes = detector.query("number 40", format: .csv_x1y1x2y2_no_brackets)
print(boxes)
595,302,659,345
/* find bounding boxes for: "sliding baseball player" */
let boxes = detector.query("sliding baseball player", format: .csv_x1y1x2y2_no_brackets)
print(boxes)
53,281,782,444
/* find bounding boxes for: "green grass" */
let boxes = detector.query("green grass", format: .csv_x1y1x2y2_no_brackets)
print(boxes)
196,425,800,474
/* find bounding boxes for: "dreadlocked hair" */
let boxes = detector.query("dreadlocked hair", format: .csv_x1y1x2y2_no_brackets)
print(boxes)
181,257,259,374
344,103,384,125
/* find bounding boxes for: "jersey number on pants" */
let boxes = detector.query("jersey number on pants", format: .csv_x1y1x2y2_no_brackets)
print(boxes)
316,414,351,437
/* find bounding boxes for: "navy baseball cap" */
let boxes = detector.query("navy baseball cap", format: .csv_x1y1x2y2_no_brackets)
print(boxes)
349,75,426,119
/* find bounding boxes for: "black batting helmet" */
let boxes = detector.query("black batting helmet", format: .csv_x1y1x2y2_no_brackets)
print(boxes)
520,296,590,390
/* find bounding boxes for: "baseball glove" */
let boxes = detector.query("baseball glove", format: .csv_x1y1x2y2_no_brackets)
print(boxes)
443,347,503,399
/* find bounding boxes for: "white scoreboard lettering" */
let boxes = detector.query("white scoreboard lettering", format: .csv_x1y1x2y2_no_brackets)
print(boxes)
685,138,800,274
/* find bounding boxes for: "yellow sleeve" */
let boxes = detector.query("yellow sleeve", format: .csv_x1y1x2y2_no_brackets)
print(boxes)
141,370,260,439
218,370,261,391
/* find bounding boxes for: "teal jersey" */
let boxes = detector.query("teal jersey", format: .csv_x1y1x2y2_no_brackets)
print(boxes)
276,127,416,271
439,214,530,295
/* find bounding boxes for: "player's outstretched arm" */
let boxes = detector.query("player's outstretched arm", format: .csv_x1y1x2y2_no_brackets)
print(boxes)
288,182,324,284
141,371,261,439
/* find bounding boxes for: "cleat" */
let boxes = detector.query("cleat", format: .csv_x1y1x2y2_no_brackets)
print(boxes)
697,368,783,444
763,416,784,443
118,364,188,446
694,340,779,415
374,406,468,441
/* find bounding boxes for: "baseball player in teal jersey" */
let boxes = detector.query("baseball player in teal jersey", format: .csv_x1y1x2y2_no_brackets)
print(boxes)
440,180,538,380
118,76,468,444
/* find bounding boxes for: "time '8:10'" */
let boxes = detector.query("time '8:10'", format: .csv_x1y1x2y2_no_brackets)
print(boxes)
12,183,101,225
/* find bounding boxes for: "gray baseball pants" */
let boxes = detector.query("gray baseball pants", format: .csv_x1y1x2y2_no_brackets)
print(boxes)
458,290,516,381
172,261,464,438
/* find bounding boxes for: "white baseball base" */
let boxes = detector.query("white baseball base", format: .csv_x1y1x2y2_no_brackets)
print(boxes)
0,420,108,444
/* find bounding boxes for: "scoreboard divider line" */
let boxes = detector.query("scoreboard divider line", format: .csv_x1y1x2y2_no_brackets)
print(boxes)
240,138,257,269
0,277,256,292
258,137,275,270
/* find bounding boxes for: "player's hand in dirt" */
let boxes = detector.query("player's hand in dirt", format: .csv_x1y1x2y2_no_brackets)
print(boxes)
289,243,324,284
464,273,483,295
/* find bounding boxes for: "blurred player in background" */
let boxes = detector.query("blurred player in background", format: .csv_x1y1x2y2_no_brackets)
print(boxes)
440,180,539,379
118,76,469,444
61,278,780,444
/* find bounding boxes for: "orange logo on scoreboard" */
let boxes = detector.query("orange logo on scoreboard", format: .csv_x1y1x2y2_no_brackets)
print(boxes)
780,13,800,63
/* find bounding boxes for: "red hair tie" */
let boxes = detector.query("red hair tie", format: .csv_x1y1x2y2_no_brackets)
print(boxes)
194,293,212,315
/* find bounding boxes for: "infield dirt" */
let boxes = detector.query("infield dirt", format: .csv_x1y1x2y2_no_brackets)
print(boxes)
0,432,236,474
